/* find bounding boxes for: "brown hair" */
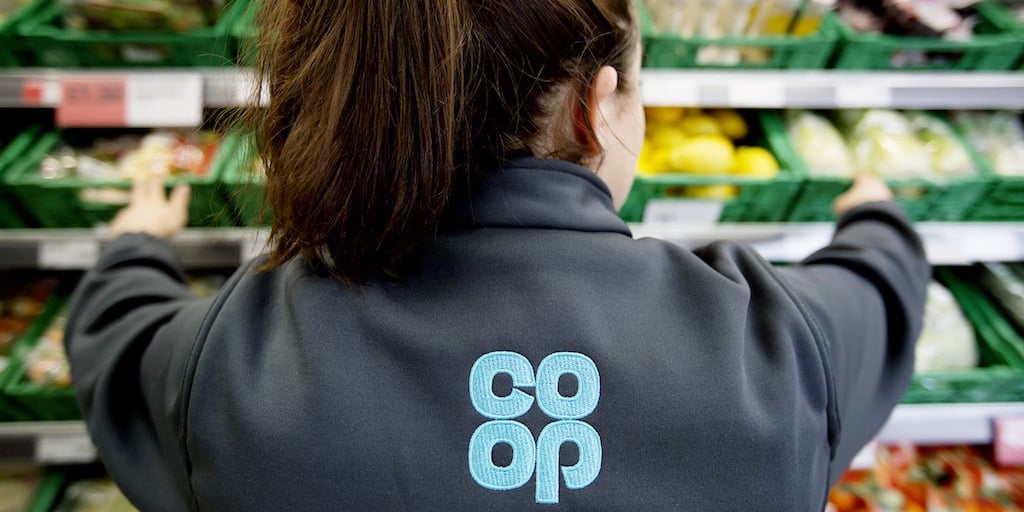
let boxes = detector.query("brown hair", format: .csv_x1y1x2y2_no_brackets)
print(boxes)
251,0,636,283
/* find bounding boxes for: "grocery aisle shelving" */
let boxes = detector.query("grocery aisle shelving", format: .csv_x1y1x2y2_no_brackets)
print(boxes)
0,222,1022,269
2,69,1024,109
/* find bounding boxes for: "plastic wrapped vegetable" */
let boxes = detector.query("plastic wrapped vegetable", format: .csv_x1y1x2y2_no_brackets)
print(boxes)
953,111,1024,177
906,111,975,179
40,131,220,181
26,317,71,388
786,110,855,177
914,281,977,373
62,0,223,32
842,109,932,179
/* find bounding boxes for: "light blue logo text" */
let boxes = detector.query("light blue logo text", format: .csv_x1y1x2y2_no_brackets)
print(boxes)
468,351,601,504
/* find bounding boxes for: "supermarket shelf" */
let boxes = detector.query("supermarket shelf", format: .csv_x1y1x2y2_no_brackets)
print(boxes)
0,68,257,108
876,403,1024,445
0,402,1018,465
2,69,1024,109
0,223,1021,269
0,422,95,465
640,70,1024,109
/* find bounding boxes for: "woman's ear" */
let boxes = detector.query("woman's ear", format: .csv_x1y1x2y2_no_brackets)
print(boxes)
574,66,619,156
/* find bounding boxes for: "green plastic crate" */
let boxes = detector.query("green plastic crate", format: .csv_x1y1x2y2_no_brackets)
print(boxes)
231,0,258,66
28,471,65,512
902,267,1024,404
762,111,992,222
626,112,803,222
6,296,80,422
0,0,46,66
0,127,44,229
639,0,839,69
219,134,269,226
832,3,1024,71
16,0,246,67
0,289,63,422
962,139,1024,222
3,129,235,228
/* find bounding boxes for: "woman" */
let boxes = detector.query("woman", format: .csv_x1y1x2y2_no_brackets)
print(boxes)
66,0,928,510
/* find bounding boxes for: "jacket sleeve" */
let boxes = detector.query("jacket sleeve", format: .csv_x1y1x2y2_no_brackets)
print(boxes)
773,201,930,481
65,233,215,511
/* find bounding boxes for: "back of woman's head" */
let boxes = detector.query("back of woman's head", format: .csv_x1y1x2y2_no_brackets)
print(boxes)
252,0,636,282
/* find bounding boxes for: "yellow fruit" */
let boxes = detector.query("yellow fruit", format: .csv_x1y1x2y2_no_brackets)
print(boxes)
732,146,780,178
668,135,735,175
679,115,723,137
711,109,749,140
647,127,688,151
645,107,685,126
685,184,740,199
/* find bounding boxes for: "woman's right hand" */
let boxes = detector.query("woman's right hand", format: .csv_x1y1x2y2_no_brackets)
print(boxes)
833,174,894,217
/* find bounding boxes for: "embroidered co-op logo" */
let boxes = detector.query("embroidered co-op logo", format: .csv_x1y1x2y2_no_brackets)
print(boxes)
468,351,601,504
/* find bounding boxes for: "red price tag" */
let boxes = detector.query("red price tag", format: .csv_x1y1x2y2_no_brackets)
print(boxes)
994,417,1024,467
56,78,127,127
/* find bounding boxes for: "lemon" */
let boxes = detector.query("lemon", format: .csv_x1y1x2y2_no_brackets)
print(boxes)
711,109,749,140
647,127,688,151
732,146,780,178
686,184,740,199
638,143,667,174
645,107,685,126
669,135,735,175
679,115,723,137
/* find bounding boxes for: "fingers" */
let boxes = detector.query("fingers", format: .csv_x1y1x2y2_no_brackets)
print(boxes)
169,184,191,217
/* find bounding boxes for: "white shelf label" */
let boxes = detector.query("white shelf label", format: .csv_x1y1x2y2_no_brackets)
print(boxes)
126,74,203,127
39,240,100,269
235,74,270,107
835,82,893,108
641,75,699,106
729,81,785,108
36,435,97,464
644,199,723,226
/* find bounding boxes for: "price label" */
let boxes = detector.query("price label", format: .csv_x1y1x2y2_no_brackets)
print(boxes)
835,82,893,108
39,240,100,269
56,78,127,127
125,74,203,127
643,199,723,226
729,81,785,108
36,435,97,464
995,417,1024,467
21,79,61,106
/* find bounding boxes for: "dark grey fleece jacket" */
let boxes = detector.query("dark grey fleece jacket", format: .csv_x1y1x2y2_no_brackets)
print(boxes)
66,157,929,511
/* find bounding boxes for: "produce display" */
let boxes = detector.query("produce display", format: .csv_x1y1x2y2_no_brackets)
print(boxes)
644,0,834,64
915,281,978,373
62,0,225,32
953,111,1024,177
786,109,977,180
0,278,55,374
55,479,136,512
0,470,42,512
24,274,224,389
39,130,220,182
830,445,1024,511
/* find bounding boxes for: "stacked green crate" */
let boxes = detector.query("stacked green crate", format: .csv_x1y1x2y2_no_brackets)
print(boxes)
2,129,234,228
832,1,1024,70
6,296,79,421
763,111,992,222
16,0,247,67
0,127,43,229
626,112,803,223
218,133,269,226
902,267,1024,404
0,0,46,66
639,0,839,69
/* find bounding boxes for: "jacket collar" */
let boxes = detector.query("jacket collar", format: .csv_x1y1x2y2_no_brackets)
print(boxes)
446,157,633,236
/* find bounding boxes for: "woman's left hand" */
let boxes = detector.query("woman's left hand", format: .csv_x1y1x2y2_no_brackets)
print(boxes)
110,178,191,239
